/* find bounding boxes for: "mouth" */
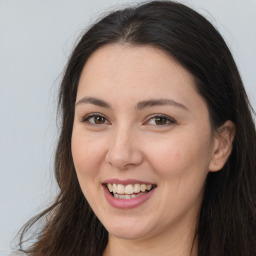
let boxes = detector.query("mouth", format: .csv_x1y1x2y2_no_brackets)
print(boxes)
104,183,157,199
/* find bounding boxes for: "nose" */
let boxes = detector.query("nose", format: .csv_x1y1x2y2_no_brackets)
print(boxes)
105,127,143,169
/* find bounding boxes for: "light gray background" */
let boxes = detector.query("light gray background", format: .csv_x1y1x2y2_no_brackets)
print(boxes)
0,0,255,254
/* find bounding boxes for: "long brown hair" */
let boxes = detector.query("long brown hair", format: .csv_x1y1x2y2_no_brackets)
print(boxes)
17,1,256,255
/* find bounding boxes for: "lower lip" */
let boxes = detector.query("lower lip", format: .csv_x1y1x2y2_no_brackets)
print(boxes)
103,185,156,209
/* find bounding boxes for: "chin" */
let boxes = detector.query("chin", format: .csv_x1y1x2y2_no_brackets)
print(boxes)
109,228,152,241
102,217,157,241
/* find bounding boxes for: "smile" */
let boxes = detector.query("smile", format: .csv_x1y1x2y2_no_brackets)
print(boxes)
105,183,156,200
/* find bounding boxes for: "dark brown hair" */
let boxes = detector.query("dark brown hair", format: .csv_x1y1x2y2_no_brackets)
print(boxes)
17,1,256,255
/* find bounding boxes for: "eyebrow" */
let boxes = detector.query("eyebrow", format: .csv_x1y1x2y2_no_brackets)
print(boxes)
136,98,188,111
76,97,111,108
76,96,188,111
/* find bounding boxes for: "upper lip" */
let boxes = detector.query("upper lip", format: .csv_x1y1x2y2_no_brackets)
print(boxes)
102,178,156,186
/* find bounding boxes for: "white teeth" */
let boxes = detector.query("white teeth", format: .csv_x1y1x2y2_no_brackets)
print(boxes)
134,184,141,193
107,183,113,192
118,194,126,199
106,183,155,196
113,192,146,199
146,184,152,190
113,184,117,193
140,184,146,192
125,184,133,194
117,184,125,194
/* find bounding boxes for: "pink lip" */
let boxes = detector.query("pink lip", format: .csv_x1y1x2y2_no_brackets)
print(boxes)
102,178,155,186
103,184,156,209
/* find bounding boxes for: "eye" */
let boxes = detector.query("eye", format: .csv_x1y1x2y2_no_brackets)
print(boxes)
81,114,110,125
146,114,176,126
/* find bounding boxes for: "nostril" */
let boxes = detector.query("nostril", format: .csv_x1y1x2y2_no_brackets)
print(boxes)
106,147,144,169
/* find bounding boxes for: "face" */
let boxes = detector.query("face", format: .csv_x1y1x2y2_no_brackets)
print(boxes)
71,44,217,241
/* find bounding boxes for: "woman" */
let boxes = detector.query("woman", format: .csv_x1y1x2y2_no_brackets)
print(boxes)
18,1,256,255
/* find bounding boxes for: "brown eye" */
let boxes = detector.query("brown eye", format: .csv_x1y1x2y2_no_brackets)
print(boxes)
82,114,109,125
154,117,167,125
94,116,106,124
146,115,176,126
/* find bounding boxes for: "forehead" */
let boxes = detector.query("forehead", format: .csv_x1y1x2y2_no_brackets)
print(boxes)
77,43,206,112
79,43,194,85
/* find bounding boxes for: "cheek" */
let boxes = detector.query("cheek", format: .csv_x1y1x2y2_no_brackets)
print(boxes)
71,130,106,205
144,131,212,178
71,129,106,178
148,143,191,177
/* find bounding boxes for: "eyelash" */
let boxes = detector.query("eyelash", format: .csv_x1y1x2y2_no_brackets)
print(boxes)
81,113,176,126
81,113,109,126
145,114,176,126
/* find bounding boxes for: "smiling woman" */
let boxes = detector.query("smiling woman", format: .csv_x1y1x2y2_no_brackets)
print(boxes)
17,1,256,256
72,44,229,245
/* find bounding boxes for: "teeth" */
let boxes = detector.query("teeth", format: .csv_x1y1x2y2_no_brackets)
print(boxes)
107,183,113,192
117,184,125,194
113,192,146,199
134,184,141,193
113,184,117,193
125,184,133,194
118,194,126,199
146,184,152,190
106,183,155,195
140,184,146,192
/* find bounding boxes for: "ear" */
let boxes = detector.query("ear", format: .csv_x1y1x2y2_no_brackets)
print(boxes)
209,120,235,172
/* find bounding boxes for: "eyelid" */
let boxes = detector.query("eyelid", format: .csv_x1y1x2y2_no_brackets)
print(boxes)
80,113,176,126
144,114,177,126
81,113,111,125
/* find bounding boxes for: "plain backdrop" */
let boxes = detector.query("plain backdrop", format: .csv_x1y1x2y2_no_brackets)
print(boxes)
0,0,255,254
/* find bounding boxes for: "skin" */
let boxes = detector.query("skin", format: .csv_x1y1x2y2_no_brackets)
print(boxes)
71,44,235,256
